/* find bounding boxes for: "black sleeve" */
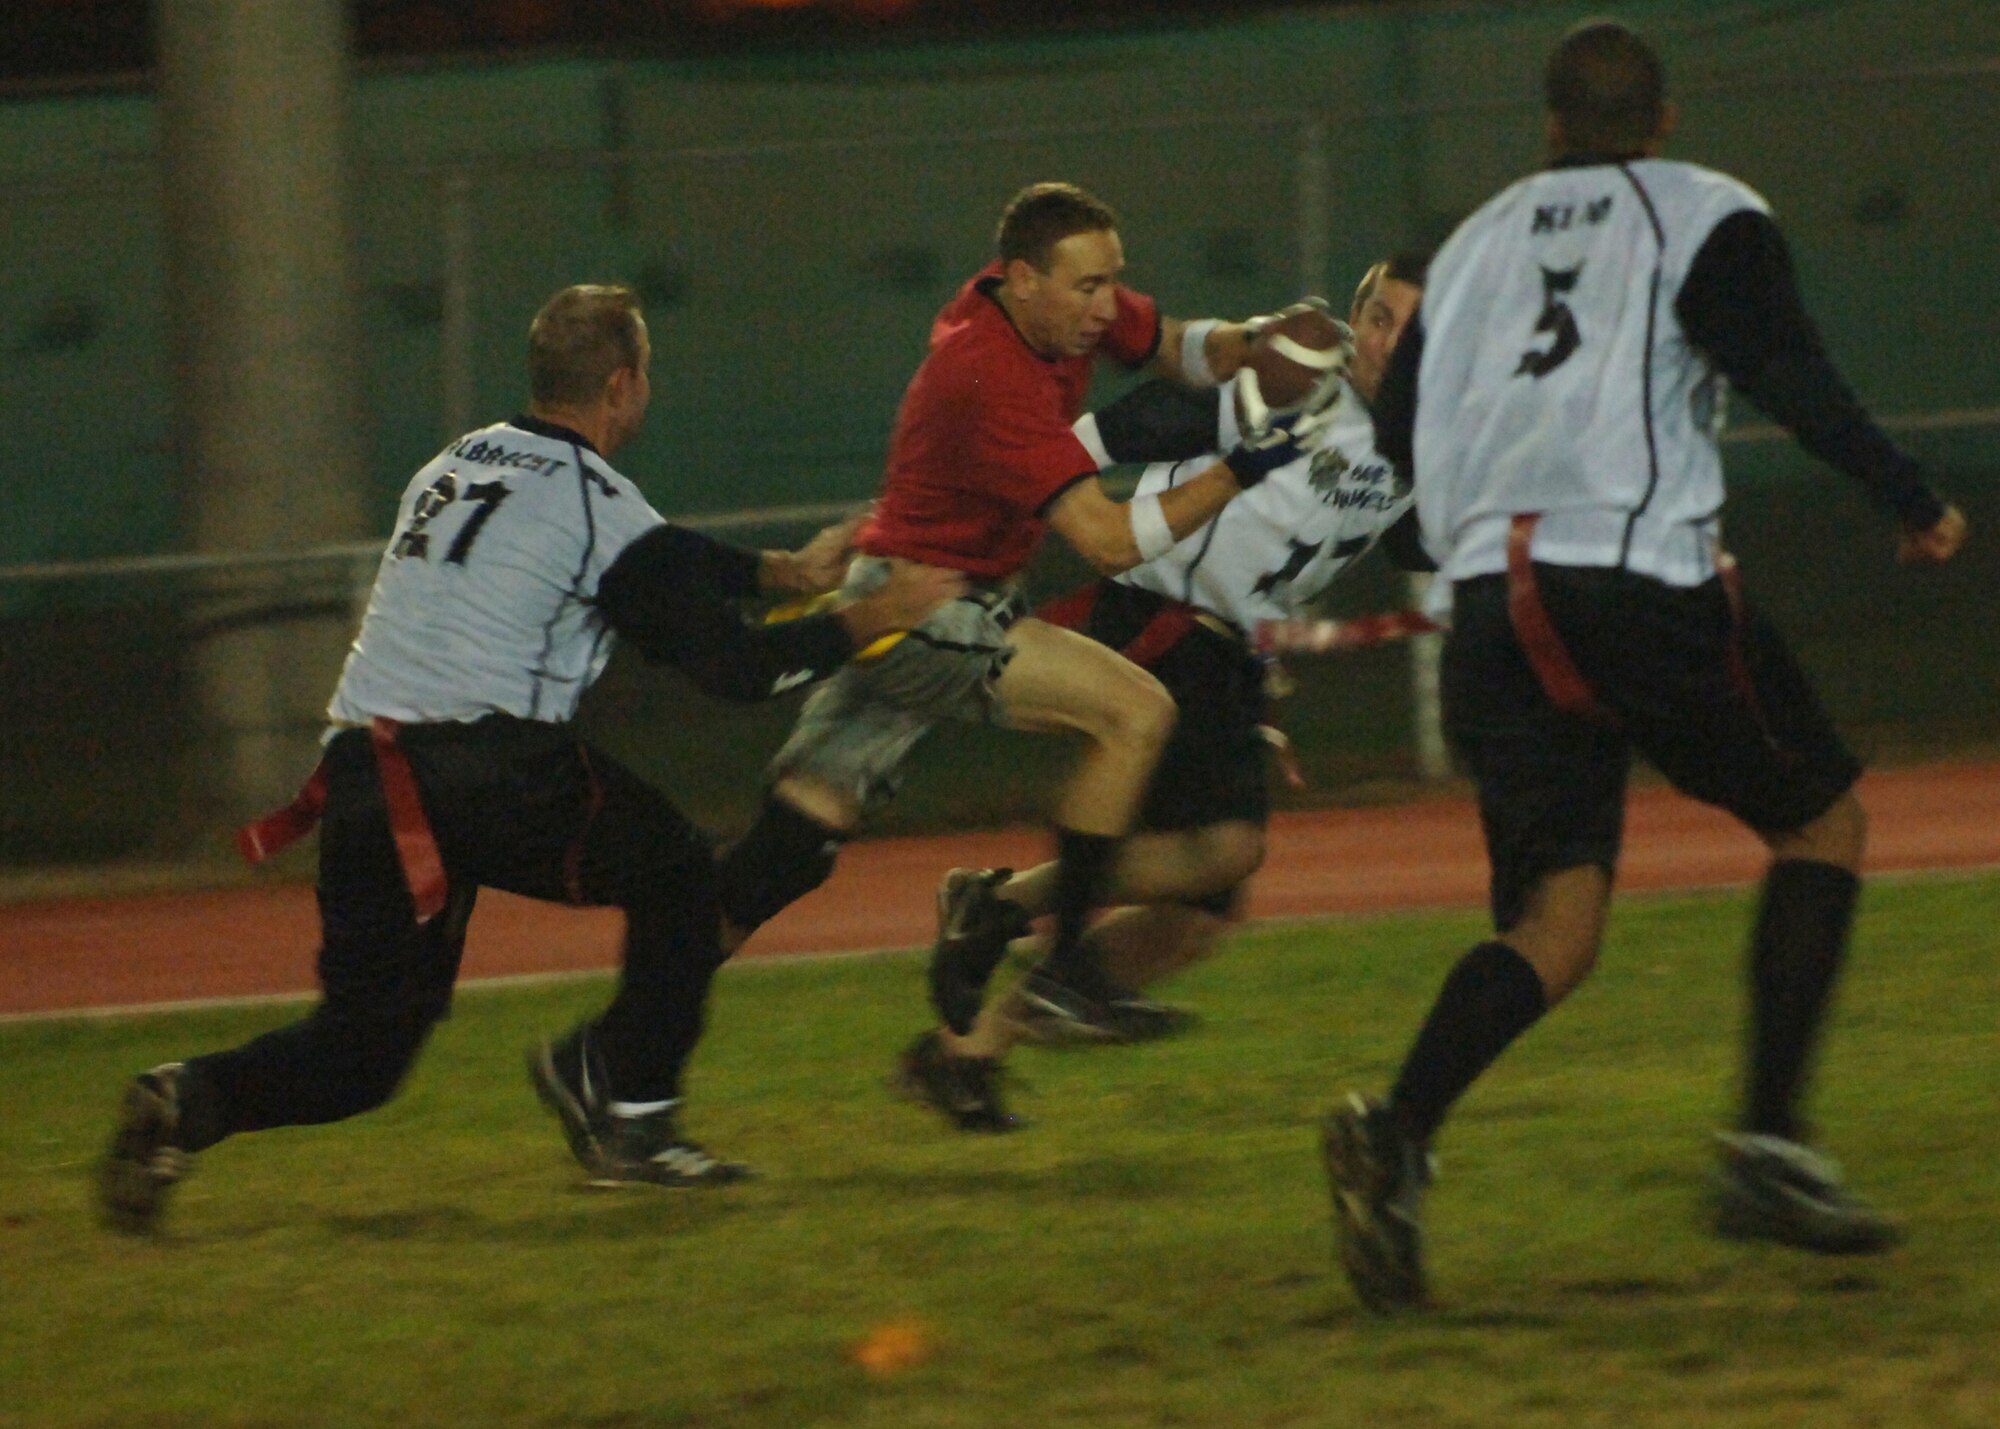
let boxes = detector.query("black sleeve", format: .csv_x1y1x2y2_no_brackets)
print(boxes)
1677,210,1944,529
1371,313,1423,478
617,521,764,598
1379,507,1436,573
1091,379,1229,464
595,524,856,702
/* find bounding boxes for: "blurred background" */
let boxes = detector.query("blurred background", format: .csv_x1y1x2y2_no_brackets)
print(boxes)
1,0,1994,875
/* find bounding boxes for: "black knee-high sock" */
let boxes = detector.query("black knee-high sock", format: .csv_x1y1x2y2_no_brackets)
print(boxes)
1388,941,1549,1147
1744,859,1860,1141
1040,827,1120,984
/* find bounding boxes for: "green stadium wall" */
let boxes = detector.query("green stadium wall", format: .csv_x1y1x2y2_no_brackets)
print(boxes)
2,0,1994,861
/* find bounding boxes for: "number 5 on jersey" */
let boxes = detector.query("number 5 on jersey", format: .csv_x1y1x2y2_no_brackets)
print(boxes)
391,472,513,564
1516,263,1583,379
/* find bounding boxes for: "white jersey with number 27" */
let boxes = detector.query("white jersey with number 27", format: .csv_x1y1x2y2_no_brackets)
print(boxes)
1415,158,1768,588
328,421,666,727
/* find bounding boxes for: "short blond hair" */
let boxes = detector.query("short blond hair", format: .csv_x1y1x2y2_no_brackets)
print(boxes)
528,285,645,406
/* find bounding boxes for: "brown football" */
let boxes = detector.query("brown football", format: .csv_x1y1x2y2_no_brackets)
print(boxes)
1244,305,1348,408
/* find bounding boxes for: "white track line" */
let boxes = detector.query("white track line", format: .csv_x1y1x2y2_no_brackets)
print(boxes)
4,861,1992,1029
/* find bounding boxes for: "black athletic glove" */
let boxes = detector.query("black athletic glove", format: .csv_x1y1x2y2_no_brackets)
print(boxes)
1221,410,1319,488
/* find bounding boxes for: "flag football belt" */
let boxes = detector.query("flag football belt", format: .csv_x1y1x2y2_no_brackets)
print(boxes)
1505,512,1764,730
236,717,448,921
764,580,1021,663
1035,580,1240,668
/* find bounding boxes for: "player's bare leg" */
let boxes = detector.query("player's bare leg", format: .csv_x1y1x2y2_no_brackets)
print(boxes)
949,899,1234,1058
1497,864,1613,1006
899,619,1176,1128
1763,786,1864,870
1093,897,1238,991
988,617,1175,834
986,820,1264,916
941,822,1261,1054
926,618,1175,1038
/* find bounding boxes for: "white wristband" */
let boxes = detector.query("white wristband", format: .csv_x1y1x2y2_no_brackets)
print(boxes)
1180,318,1221,387
1129,492,1177,562
1071,412,1115,472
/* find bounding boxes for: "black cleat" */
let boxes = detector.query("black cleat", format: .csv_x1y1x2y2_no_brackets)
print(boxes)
528,1027,609,1173
928,868,1031,1036
1015,968,1199,1047
892,1031,1020,1133
99,1064,192,1235
532,1026,751,1187
590,1108,755,1188
1713,1132,1902,1254
1320,1093,1433,1313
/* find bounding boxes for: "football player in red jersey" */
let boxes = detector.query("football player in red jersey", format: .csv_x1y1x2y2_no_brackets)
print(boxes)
715,183,1320,1128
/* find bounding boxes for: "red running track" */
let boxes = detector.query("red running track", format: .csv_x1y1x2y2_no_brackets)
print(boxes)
4,761,1996,1017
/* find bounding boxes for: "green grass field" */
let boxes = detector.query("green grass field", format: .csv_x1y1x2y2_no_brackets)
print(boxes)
4,874,1996,1428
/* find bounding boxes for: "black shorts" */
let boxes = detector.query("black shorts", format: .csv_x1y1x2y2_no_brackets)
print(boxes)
1079,581,1270,832
1443,567,1861,932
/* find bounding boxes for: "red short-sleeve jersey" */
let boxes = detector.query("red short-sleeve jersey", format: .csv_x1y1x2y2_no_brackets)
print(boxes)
858,265,1161,578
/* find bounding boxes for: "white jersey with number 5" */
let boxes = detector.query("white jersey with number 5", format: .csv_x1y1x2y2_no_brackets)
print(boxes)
328,421,666,726
1415,158,1768,588
1119,379,1412,631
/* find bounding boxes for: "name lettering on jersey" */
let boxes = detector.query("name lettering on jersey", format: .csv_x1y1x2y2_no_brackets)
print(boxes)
1308,446,1398,511
449,437,568,477
1325,485,1402,513
1530,195,1614,234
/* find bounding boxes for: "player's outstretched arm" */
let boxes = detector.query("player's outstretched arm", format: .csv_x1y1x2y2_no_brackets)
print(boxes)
1153,315,1257,387
1046,417,1315,575
1074,380,1224,469
759,507,871,594
595,524,957,701
1678,210,1954,538
1897,504,1968,565
1155,297,1338,389
1079,305,1355,470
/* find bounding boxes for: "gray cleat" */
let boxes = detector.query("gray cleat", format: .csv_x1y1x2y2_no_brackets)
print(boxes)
1713,1131,1902,1254
1015,966,1199,1047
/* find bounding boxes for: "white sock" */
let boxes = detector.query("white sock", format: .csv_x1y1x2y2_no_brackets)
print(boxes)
607,1098,678,1118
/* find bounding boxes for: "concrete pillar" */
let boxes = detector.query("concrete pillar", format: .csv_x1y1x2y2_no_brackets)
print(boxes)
158,0,366,830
